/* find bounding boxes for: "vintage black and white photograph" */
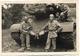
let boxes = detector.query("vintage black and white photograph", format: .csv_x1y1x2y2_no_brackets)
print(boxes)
2,3,76,52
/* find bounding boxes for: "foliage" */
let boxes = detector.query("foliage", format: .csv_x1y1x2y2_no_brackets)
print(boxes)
2,4,76,29
2,4,24,29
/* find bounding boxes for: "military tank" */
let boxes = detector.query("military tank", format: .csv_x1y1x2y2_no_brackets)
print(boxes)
10,4,76,50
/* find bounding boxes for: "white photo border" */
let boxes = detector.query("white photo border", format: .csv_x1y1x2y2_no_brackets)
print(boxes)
0,0,79,56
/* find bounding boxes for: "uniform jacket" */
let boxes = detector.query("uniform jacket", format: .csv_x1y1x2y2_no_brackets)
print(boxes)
42,20,62,38
20,21,32,34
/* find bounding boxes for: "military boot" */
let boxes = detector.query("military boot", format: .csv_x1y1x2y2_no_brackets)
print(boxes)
18,47,25,52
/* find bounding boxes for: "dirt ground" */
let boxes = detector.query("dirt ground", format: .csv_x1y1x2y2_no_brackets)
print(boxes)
2,29,76,52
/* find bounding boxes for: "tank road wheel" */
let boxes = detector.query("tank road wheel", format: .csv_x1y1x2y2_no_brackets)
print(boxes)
57,32,74,51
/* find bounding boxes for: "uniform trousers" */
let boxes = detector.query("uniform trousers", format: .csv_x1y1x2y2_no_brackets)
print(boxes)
20,32,30,48
45,32,57,50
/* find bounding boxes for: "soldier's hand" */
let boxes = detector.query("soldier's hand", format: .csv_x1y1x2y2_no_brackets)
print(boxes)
22,31,28,34
30,31,36,36
39,30,45,36
60,12,64,16
55,31,58,33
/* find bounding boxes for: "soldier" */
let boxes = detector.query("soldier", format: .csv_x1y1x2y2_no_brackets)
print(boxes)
18,16,33,51
42,14,62,52
46,4,57,18
59,4,70,21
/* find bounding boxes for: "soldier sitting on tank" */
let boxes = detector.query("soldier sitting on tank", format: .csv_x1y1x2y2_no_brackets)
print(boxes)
46,4,57,18
41,14,62,52
18,16,33,51
58,4,70,21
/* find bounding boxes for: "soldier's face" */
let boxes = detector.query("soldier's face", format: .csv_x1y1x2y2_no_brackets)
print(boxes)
50,16,54,20
50,7,53,11
22,16,27,21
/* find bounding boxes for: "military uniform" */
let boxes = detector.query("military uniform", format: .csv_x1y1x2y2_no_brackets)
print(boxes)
20,21,32,49
59,4,70,20
45,20,62,50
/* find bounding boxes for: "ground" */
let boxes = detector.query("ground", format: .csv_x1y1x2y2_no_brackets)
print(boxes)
2,8,76,52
